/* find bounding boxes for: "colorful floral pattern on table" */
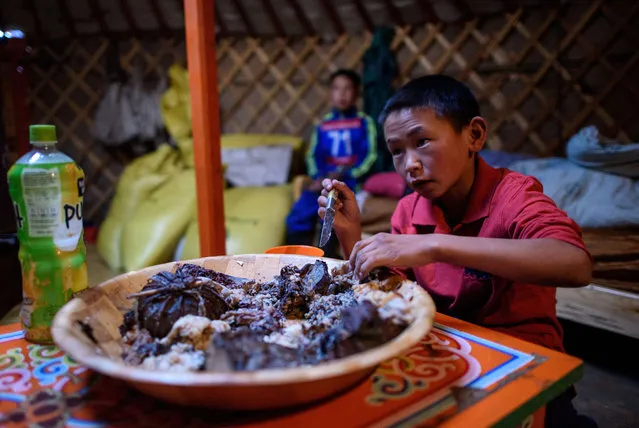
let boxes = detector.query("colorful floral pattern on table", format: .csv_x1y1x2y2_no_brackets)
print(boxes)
0,322,538,428
367,326,482,406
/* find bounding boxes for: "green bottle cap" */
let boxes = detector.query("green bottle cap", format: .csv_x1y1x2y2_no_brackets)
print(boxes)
30,124,57,144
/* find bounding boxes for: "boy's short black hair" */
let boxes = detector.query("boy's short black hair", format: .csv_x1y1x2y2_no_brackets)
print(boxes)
330,69,361,90
378,74,480,133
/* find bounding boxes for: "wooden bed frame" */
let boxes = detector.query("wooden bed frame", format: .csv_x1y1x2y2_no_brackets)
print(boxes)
557,285,639,340
580,228,639,294
557,228,639,339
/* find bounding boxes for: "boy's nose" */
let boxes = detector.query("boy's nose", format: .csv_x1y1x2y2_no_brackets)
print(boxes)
405,152,423,175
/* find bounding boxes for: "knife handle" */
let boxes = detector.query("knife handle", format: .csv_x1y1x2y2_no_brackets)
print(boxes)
327,189,338,210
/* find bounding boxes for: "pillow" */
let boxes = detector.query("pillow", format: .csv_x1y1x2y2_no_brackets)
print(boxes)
222,144,293,187
363,172,407,199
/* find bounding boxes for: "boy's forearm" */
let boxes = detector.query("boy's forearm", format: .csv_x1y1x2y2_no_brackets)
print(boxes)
335,226,361,259
429,235,592,287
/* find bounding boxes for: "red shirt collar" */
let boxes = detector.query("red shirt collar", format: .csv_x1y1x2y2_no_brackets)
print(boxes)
411,156,502,226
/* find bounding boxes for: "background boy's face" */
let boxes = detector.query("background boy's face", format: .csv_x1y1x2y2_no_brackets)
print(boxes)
384,108,473,200
330,75,357,111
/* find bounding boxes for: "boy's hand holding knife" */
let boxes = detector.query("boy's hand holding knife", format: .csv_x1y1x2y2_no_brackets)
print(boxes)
317,179,438,280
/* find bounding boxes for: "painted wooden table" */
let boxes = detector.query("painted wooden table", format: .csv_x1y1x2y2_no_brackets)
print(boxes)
0,314,582,428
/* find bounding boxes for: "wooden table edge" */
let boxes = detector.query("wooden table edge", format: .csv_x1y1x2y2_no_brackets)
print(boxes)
432,313,584,428
493,361,583,428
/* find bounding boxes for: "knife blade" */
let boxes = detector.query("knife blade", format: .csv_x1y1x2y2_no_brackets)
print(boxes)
319,189,338,247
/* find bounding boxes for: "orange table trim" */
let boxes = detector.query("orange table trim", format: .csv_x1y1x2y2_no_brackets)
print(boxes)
434,314,582,427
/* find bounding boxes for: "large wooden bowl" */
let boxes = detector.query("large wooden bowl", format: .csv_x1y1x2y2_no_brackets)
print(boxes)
51,254,435,410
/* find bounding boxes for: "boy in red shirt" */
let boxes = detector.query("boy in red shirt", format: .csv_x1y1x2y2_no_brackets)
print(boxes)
318,75,595,427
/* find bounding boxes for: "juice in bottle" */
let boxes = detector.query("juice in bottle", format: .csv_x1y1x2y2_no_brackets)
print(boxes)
7,124,88,343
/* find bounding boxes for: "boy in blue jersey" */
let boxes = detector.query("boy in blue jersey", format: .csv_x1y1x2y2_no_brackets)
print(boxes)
286,69,377,256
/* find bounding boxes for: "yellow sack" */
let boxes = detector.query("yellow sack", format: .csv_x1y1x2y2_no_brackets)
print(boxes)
121,169,197,271
160,64,192,141
221,134,303,152
181,184,293,258
175,137,194,169
97,145,181,272
225,185,293,255
180,164,229,261
181,214,201,261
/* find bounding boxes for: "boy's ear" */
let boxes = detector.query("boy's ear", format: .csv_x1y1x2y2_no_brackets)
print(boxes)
468,117,487,153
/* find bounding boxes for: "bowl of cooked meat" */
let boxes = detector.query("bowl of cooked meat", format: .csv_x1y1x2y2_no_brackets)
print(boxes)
51,254,436,410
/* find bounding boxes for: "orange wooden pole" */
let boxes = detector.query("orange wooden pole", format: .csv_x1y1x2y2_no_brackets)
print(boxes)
184,0,226,257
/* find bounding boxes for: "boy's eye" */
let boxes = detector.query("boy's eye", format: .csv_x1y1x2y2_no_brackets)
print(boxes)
416,138,431,148
391,148,403,157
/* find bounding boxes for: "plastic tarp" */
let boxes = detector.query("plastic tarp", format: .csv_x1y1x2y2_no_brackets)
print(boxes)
93,64,166,146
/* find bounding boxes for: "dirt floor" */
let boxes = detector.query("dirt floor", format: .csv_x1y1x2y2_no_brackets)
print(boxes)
562,319,639,428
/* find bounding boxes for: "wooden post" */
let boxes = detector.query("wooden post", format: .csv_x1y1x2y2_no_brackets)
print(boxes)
184,0,226,257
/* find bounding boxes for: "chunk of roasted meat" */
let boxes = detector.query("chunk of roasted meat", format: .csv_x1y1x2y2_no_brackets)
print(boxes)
303,260,331,295
206,328,302,371
221,307,283,335
176,264,250,288
276,281,310,319
313,301,405,360
304,293,357,336
129,269,230,338
121,328,170,366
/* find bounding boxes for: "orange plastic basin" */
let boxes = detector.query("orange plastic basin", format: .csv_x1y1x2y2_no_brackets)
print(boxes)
264,245,325,257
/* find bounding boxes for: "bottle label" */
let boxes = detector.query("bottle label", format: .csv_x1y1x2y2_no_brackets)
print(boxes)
21,167,61,237
55,189,83,252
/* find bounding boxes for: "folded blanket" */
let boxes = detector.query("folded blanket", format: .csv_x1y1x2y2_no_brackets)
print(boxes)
566,126,639,178
510,157,639,228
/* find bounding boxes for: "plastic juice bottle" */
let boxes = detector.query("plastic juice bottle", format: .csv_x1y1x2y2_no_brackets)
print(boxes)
7,124,88,343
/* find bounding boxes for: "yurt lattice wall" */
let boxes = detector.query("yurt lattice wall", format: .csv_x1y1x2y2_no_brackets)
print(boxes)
26,1,639,224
